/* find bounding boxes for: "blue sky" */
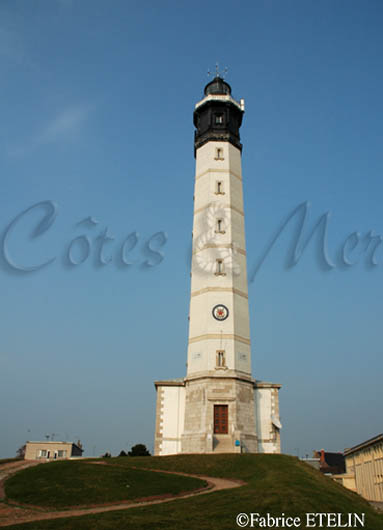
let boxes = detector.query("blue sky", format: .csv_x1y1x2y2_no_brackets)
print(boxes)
1,0,382,458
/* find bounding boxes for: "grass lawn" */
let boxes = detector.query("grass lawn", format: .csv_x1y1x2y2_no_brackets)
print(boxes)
5,460,206,508
4,454,383,530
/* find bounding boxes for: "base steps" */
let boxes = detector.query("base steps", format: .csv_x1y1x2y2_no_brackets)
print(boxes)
213,435,233,453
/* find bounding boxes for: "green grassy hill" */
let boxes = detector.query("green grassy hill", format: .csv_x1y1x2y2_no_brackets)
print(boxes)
4,454,383,529
5,460,206,508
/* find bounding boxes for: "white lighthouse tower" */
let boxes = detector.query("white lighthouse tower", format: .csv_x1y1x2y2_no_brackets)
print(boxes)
154,74,282,455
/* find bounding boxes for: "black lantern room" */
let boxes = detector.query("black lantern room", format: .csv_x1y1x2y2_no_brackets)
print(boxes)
193,76,244,155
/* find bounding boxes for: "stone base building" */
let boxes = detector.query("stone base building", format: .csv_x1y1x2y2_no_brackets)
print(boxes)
154,378,281,455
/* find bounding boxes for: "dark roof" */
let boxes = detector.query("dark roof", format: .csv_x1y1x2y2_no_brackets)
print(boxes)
314,450,345,474
324,452,345,470
204,76,231,96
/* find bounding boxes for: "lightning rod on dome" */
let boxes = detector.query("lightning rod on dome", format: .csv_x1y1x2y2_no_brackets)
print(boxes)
207,63,228,79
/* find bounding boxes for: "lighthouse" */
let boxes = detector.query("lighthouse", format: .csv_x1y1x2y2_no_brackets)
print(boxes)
154,74,282,455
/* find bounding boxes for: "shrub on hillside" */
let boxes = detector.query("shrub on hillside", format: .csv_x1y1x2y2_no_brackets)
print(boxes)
128,444,150,457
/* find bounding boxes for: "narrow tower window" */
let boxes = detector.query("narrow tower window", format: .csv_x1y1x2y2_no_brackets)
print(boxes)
215,114,224,124
216,218,225,234
216,350,226,367
216,181,224,195
215,147,224,160
215,259,225,276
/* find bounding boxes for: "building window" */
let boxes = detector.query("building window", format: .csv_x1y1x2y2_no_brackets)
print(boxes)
215,259,225,276
40,450,47,458
216,218,225,234
215,148,224,160
216,181,225,195
58,450,64,458
216,350,226,367
215,114,224,124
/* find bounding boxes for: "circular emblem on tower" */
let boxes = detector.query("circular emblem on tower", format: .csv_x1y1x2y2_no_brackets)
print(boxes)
212,304,229,321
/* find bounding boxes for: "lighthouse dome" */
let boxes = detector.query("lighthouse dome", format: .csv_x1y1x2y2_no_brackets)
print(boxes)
204,76,231,96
